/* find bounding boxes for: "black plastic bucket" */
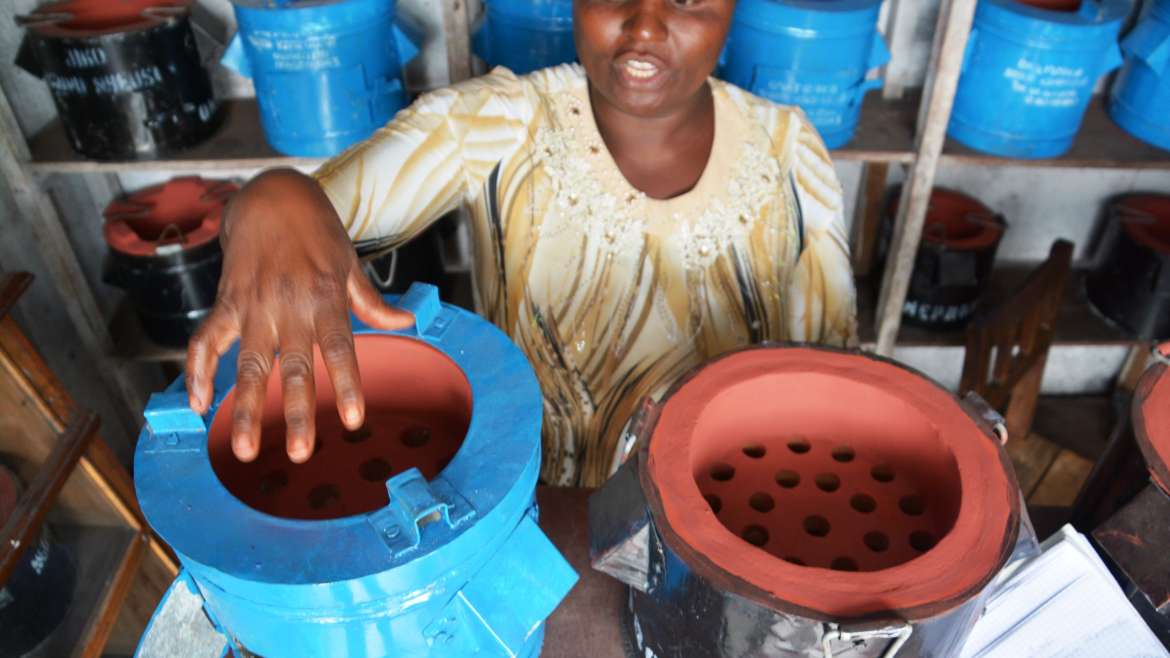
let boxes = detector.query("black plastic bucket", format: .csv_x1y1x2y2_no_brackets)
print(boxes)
16,0,220,161
880,186,1007,330
103,177,237,347
1086,194,1170,340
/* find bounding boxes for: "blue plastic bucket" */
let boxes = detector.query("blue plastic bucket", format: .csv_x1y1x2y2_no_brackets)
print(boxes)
1109,0,1170,151
721,0,890,148
134,283,577,657
474,0,575,74
222,0,420,157
949,0,1129,159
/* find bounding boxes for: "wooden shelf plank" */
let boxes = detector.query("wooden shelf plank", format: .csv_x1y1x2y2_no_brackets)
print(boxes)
858,267,1141,348
27,100,324,174
941,97,1170,170
28,95,919,174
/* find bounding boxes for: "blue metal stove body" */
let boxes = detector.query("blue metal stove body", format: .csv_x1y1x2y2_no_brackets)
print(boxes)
221,0,420,158
1109,0,1170,151
949,0,1129,159
720,0,890,149
133,283,577,658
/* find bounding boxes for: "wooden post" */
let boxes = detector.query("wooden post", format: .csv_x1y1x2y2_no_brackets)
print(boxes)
850,162,891,277
874,0,978,356
0,86,147,432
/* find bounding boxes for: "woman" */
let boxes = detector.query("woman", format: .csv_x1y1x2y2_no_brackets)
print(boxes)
186,0,857,487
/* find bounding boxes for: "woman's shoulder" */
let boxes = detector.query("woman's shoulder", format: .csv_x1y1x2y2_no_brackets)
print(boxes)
711,79,829,155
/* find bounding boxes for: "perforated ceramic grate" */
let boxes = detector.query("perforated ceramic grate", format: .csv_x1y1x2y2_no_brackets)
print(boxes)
209,335,471,521
696,435,958,572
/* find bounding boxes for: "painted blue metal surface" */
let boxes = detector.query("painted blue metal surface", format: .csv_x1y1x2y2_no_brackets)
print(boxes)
474,0,576,74
1109,0,1170,151
134,283,577,658
221,0,420,157
720,0,890,149
949,0,1130,159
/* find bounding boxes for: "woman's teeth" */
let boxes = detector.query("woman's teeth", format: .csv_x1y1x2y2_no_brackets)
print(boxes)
625,59,659,79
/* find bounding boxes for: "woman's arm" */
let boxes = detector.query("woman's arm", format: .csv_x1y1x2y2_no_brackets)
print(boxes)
783,112,859,347
185,70,528,464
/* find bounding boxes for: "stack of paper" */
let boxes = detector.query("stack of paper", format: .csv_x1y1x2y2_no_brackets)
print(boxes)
960,525,1168,658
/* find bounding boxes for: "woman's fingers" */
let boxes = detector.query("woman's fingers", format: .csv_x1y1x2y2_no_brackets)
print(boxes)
278,327,317,464
186,304,240,414
231,322,276,463
349,264,415,331
316,303,364,431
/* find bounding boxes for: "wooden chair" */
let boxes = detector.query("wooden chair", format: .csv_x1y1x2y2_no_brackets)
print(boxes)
960,240,1074,445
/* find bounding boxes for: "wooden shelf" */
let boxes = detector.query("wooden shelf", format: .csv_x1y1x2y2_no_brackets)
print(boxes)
27,95,919,175
26,524,142,658
857,267,1141,348
940,97,1170,170
27,100,324,174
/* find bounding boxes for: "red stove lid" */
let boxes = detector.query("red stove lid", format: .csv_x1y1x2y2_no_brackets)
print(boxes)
103,177,237,257
1134,345,1170,496
20,0,191,38
887,186,1005,251
1116,194,1170,256
644,346,1019,620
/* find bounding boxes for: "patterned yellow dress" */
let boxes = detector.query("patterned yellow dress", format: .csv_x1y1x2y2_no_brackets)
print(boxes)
314,64,857,487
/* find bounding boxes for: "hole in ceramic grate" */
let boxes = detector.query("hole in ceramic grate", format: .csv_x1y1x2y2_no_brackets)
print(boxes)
742,525,769,547
851,493,877,514
910,531,938,553
710,463,735,482
307,484,340,510
831,446,855,463
258,470,287,495
864,531,890,553
743,444,767,459
784,556,806,566
775,470,801,488
815,473,841,493
804,515,831,537
209,335,472,521
359,458,394,483
787,438,811,454
871,464,895,483
749,492,775,513
831,557,858,572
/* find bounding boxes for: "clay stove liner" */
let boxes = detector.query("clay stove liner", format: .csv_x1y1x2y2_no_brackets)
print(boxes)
1134,358,1170,496
21,0,190,38
917,188,1004,251
1117,194,1170,257
103,177,236,257
645,347,1019,619
1015,0,1083,11
209,334,473,521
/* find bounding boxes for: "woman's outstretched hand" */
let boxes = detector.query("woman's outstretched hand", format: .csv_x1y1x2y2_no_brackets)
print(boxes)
185,168,415,464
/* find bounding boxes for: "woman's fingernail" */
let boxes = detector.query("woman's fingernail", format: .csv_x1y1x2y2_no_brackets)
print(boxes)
344,407,361,426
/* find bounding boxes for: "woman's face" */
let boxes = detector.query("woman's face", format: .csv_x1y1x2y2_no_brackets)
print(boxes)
574,0,735,119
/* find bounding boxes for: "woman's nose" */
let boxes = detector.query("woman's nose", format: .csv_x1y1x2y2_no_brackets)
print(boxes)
624,0,669,43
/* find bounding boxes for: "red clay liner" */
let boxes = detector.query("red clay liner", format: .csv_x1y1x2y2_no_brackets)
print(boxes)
1134,357,1170,497
1015,0,1083,11
645,347,1019,619
21,0,190,38
886,187,1004,251
1116,194,1170,256
209,334,473,521
103,177,237,257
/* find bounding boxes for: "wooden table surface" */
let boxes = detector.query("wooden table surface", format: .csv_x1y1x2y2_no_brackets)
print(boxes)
537,487,630,658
